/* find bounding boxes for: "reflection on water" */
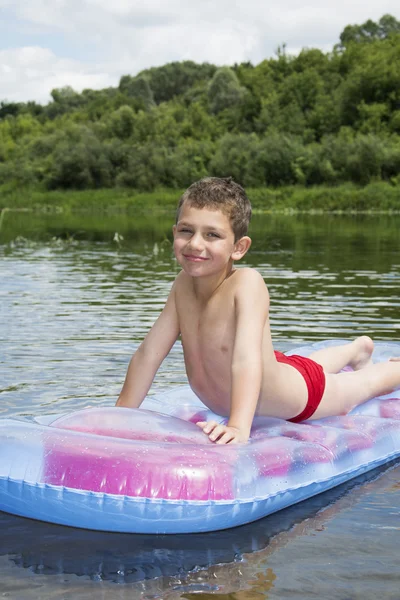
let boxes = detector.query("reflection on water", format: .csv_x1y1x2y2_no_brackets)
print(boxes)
1,210,400,598
1,463,400,599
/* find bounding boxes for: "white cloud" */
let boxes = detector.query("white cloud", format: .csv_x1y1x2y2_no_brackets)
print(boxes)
0,47,114,103
1,0,399,103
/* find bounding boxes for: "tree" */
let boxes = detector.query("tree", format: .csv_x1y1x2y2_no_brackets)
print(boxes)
207,67,246,114
46,128,112,189
338,14,400,48
339,35,400,128
138,61,216,104
109,105,136,139
45,86,85,118
378,14,400,38
119,75,155,109
1,19,400,193
0,101,22,120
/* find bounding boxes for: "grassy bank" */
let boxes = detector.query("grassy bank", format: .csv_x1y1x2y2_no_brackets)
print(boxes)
1,182,400,213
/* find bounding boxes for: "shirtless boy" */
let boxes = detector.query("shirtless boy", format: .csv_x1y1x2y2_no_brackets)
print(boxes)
117,177,400,444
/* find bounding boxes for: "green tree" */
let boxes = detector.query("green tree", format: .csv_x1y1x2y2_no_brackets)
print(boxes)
339,14,400,48
46,128,112,189
209,133,262,186
345,135,384,184
207,67,246,114
45,86,85,118
109,105,136,139
1,16,400,193
119,75,155,109
140,61,216,104
0,101,21,119
339,35,400,129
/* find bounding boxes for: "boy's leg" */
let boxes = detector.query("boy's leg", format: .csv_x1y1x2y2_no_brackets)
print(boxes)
308,336,374,374
311,360,400,420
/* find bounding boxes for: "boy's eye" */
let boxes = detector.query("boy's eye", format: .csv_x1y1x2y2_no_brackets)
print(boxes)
207,232,221,238
179,228,192,233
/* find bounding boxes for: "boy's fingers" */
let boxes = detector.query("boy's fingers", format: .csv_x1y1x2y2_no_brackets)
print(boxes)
196,421,236,442
209,425,225,441
196,422,247,444
196,421,216,429
203,420,219,434
216,431,235,444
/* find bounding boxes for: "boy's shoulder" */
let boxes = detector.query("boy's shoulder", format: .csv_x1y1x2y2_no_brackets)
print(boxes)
172,270,193,296
174,267,263,284
172,268,267,301
232,267,269,303
233,267,265,287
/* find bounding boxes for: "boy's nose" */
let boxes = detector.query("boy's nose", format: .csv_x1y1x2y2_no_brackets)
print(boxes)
188,232,204,251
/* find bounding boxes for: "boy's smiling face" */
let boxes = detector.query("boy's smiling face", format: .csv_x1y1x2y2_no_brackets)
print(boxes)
173,203,249,277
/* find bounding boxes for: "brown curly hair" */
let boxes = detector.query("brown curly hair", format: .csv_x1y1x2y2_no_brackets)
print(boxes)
176,177,252,241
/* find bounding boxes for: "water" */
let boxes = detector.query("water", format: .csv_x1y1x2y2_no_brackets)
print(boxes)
1,210,400,599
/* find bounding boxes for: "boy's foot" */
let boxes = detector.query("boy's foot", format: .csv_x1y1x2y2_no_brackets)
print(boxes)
349,336,374,370
389,357,400,362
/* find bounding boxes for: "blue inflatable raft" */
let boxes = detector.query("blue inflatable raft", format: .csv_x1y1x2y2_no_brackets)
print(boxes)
0,341,399,534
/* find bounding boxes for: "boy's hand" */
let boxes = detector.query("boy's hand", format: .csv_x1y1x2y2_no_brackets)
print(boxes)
196,421,249,444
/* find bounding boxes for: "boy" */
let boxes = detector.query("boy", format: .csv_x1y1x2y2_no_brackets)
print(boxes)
117,177,400,444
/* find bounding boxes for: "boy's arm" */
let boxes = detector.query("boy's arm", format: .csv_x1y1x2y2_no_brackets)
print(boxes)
198,270,269,443
116,282,180,408
227,271,268,440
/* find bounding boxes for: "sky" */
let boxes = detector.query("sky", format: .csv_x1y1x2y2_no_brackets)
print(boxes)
1,0,399,105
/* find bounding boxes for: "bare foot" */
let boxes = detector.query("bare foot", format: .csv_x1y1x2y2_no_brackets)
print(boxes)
349,335,374,370
389,357,400,362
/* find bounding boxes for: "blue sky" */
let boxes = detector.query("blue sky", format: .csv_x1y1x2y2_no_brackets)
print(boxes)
1,0,399,104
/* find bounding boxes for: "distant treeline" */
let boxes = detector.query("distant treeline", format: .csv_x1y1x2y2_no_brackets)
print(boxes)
1,14,400,197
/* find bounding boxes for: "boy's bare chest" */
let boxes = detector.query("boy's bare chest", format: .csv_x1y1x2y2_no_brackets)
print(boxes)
178,294,236,355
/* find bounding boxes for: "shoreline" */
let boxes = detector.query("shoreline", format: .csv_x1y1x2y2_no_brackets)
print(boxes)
1,182,399,214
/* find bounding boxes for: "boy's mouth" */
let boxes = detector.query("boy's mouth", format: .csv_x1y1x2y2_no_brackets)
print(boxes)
183,254,208,262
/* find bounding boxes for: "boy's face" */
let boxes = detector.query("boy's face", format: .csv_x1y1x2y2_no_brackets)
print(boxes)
173,204,249,277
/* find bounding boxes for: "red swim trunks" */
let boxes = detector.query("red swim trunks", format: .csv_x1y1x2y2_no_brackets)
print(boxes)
274,351,326,423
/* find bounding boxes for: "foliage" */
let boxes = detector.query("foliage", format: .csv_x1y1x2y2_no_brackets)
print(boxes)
2,182,400,213
119,75,155,109
338,14,400,48
207,67,247,114
0,15,400,203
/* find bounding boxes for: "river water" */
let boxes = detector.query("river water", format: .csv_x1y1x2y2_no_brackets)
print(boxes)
1,210,400,599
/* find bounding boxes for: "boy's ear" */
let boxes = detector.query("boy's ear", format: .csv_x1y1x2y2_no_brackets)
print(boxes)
172,224,177,237
232,236,252,261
